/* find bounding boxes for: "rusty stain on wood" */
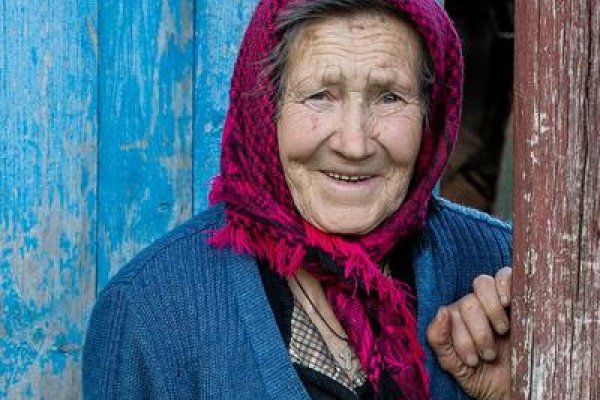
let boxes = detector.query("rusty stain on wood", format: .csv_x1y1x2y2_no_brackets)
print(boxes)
512,0,599,399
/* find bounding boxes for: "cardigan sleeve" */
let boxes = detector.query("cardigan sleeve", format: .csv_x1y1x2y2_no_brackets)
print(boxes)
83,283,167,400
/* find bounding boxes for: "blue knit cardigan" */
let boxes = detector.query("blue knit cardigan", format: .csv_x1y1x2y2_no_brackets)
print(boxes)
83,198,512,400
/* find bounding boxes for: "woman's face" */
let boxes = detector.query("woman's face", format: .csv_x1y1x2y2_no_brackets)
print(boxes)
277,12,424,235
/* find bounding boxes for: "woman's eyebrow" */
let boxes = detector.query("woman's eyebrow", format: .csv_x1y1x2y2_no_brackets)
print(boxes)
366,67,415,91
366,67,406,84
287,63,341,89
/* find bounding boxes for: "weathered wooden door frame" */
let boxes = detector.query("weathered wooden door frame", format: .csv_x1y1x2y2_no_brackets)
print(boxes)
511,0,599,398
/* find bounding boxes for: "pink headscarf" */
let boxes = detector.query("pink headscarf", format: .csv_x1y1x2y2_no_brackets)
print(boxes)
209,0,463,398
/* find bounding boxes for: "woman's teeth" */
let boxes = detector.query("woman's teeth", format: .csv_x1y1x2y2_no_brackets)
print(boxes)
326,172,371,182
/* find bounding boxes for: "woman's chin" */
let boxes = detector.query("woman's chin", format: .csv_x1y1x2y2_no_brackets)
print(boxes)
308,210,385,236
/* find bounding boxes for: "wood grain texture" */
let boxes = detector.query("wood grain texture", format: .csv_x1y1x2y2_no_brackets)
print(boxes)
512,0,599,398
97,0,195,286
193,0,259,211
0,1,98,398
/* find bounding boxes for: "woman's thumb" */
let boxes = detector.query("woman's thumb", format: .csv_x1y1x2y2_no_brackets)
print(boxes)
427,307,451,350
426,306,462,373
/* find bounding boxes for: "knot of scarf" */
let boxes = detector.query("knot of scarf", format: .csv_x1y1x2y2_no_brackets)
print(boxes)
209,208,429,398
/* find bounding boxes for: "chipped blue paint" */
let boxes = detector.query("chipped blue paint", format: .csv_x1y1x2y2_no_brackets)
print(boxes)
97,0,195,287
1,0,98,397
193,0,260,211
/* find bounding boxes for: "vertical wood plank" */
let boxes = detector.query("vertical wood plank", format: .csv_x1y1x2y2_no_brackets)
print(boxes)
193,0,259,211
512,0,599,398
97,0,195,286
0,0,98,398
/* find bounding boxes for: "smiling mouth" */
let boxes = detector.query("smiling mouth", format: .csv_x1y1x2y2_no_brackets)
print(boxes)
324,171,373,183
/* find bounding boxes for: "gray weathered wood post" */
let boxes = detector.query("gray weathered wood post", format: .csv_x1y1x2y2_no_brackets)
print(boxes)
512,0,599,398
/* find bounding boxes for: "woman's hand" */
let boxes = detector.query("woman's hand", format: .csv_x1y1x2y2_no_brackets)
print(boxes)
426,267,512,400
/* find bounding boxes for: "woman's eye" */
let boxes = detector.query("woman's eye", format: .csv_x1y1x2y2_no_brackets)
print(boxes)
301,90,335,110
305,91,330,102
380,92,405,104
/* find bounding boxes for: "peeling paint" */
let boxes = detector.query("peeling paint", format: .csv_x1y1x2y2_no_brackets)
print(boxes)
512,0,600,397
119,139,150,152
1,0,97,398
193,0,259,211
87,16,99,59
97,0,199,287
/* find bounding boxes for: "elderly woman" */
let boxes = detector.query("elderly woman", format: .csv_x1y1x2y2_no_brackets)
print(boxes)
83,0,512,399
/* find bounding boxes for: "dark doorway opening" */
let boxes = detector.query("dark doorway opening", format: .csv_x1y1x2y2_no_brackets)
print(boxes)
441,0,514,220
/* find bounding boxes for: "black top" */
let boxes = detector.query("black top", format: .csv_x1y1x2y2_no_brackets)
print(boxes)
258,242,416,400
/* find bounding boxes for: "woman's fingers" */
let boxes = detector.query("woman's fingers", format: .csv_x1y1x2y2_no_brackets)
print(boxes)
495,267,512,307
428,269,513,372
473,274,510,335
426,307,469,374
459,294,497,361
428,269,513,400
448,304,479,367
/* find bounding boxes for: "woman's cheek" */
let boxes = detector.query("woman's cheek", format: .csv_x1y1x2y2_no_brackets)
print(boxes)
280,110,329,160
377,112,423,160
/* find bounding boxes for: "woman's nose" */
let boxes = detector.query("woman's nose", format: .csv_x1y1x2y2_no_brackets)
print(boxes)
329,98,375,160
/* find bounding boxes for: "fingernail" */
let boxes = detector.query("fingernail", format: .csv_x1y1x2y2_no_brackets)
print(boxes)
482,349,496,360
501,295,509,305
466,354,479,367
435,307,445,322
496,321,508,334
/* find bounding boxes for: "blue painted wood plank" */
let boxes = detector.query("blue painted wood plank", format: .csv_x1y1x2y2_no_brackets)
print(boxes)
97,0,195,286
193,0,259,211
0,0,98,398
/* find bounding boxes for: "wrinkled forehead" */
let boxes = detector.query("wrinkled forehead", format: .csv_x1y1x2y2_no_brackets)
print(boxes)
290,12,422,58
285,12,423,86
